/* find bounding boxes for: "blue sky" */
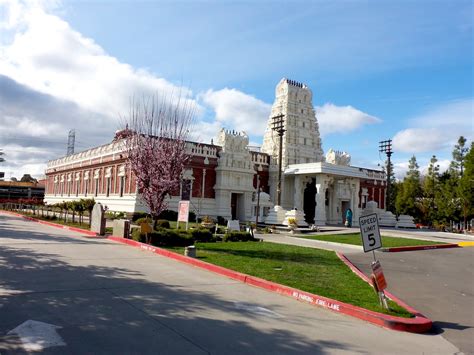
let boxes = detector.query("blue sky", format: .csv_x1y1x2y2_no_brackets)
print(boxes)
0,0,472,179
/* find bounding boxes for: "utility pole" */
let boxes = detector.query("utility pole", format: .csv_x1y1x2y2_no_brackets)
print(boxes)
271,113,286,206
379,139,393,211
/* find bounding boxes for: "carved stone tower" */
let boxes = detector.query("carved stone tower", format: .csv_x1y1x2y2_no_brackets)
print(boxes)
261,78,324,208
261,78,324,167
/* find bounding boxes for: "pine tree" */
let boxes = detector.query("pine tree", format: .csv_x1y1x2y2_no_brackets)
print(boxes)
395,155,422,219
450,136,468,176
458,142,474,229
421,155,440,225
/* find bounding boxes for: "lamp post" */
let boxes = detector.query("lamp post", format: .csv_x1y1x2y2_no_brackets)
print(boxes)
379,139,393,211
271,113,286,206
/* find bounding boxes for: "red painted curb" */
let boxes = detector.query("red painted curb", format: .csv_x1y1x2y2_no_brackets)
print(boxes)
0,210,98,237
337,252,432,333
108,236,432,333
381,243,459,252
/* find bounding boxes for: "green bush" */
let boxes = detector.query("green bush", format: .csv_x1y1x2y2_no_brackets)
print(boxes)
132,212,148,222
223,231,255,242
156,219,170,229
135,217,152,225
131,228,146,243
217,216,228,226
158,210,178,221
191,227,214,242
150,228,194,247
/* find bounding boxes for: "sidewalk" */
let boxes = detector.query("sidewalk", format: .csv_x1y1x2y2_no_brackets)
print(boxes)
255,233,363,254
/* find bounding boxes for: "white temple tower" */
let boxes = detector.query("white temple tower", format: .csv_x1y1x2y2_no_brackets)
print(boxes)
261,78,324,166
261,78,324,213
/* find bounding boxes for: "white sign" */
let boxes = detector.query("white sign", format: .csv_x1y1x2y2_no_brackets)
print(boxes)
177,201,190,222
359,213,382,252
227,220,240,232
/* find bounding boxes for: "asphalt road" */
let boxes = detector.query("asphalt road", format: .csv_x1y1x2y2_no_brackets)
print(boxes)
346,248,474,354
0,213,461,354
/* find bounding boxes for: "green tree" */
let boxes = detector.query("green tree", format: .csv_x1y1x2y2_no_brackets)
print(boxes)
395,155,422,219
383,159,397,213
458,142,474,229
421,155,440,225
450,136,468,176
80,198,96,227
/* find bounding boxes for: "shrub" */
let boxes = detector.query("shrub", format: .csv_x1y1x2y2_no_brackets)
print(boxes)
217,216,228,226
158,210,178,221
132,212,148,222
135,217,152,225
191,227,214,243
150,229,194,247
223,231,255,242
131,228,146,243
156,219,170,229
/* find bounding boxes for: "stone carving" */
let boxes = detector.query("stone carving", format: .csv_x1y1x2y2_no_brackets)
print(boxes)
216,129,249,153
396,215,416,229
325,149,351,166
91,203,106,235
113,219,130,238
284,209,308,227
379,211,397,227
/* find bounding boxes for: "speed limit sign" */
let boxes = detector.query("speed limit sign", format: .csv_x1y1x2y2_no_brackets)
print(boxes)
359,213,382,252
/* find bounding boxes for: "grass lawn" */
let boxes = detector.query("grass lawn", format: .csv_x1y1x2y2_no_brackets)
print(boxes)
169,242,412,318
295,233,445,248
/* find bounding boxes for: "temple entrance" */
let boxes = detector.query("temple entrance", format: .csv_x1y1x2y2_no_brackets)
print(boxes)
341,200,350,225
231,193,244,220
303,178,316,224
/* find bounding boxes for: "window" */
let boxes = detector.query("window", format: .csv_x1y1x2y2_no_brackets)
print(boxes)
119,176,125,197
85,182,88,197
95,179,99,197
76,182,79,197
301,109,304,114
302,122,305,128
106,177,111,197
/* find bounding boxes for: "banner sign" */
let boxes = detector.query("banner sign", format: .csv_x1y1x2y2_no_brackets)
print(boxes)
178,201,190,222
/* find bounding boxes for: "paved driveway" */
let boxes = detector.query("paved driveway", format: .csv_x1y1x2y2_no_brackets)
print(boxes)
0,213,460,354
346,248,474,354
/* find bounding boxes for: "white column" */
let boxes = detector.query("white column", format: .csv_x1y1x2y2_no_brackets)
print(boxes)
314,179,327,226
351,179,360,227
293,175,303,211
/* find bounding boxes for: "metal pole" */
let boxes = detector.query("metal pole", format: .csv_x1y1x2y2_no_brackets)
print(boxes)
271,113,286,207
379,140,393,211
277,132,283,206
256,174,261,226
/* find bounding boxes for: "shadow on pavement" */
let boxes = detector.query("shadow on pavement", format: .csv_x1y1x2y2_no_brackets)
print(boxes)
0,214,357,354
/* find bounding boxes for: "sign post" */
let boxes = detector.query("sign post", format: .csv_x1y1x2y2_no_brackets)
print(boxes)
177,201,190,230
359,213,389,309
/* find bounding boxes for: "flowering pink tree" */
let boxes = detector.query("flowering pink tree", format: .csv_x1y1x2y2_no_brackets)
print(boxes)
125,95,194,229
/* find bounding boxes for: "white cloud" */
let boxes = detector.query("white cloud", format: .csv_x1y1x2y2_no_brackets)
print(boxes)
0,0,201,179
393,99,473,153
0,0,197,120
315,103,381,136
200,88,271,136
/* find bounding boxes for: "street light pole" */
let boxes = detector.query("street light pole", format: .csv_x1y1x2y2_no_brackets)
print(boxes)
379,139,393,211
271,114,286,206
